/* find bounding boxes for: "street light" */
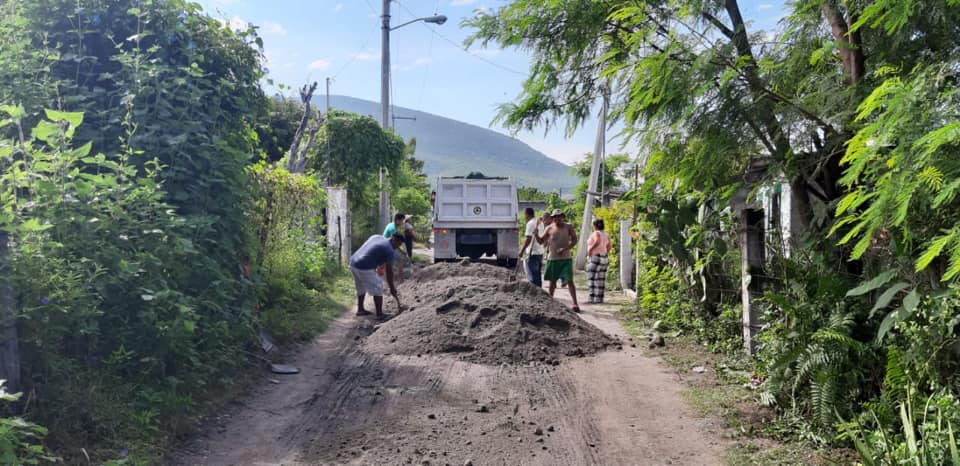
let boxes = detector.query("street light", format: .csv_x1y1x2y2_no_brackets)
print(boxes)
391,14,447,31
378,1,446,229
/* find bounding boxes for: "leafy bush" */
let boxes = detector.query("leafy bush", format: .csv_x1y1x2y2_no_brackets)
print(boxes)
841,387,960,465
0,382,57,465
249,163,338,342
757,253,882,442
0,0,272,459
2,105,241,458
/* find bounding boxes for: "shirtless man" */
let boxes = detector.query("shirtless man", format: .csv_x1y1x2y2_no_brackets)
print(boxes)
538,209,580,312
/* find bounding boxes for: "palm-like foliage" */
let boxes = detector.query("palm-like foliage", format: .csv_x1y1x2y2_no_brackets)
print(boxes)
759,255,881,440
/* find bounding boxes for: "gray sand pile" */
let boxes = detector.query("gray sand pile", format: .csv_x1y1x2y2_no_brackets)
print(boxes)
365,261,617,365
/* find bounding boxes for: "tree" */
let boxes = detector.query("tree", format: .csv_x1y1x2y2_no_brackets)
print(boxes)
466,0,862,239
310,110,405,239
390,138,431,222
284,82,322,173
465,0,960,451
571,153,630,198
255,96,305,163
517,186,548,201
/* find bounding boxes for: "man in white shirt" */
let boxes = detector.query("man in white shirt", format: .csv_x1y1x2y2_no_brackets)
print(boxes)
518,208,549,287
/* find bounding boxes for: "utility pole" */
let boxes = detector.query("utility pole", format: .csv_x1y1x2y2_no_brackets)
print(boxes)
325,77,331,112
575,86,609,270
377,5,445,231
378,0,392,231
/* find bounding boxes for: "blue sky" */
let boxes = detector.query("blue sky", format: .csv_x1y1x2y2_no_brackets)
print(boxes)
196,0,785,165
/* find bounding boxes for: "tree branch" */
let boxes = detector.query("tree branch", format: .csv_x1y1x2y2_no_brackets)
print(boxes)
701,12,735,39
821,0,865,84
286,81,318,173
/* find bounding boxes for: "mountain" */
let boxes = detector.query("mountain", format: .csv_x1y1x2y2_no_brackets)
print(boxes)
319,95,577,193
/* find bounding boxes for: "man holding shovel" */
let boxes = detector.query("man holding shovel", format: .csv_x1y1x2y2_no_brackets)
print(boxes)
350,233,405,319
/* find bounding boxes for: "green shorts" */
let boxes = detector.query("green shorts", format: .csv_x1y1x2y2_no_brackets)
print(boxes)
543,259,573,283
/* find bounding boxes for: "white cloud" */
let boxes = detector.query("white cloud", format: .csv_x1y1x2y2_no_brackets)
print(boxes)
451,0,477,5
758,3,773,9
333,3,344,12
413,57,433,66
308,59,332,70
349,51,378,61
261,20,287,36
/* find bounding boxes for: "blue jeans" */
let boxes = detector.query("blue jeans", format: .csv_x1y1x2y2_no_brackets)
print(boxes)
526,255,543,287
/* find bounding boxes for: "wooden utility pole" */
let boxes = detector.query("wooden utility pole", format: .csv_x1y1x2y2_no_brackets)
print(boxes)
325,77,331,113
575,86,609,270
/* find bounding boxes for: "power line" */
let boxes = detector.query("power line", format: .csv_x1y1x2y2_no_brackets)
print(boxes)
362,0,378,17
332,24,378,79
395,1,526,76
417,18,436,107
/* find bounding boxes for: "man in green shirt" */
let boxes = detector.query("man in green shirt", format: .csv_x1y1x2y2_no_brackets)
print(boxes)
383,213,406,281
383,212,404,237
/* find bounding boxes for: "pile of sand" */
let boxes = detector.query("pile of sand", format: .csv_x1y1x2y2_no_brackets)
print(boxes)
365,261,617,365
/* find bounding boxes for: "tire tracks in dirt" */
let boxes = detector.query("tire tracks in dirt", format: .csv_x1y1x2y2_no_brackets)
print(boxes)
169,294,726,466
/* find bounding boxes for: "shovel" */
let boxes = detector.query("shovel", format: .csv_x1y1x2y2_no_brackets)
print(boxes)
392,291,406,315
511,257,525,281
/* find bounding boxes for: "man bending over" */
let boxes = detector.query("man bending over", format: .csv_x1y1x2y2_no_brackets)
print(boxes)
350,233,404,319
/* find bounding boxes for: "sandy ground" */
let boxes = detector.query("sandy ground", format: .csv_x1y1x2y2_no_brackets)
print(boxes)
168,275,726,466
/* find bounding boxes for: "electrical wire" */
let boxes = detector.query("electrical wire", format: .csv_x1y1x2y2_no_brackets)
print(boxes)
417,19,436,108
395,1,526,76
362,0,379,17
332,24,378,79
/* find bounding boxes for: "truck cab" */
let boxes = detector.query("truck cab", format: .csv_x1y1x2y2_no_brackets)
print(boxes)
432,175,519,267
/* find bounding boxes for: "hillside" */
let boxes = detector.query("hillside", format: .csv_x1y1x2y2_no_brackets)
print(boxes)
320,95,577,193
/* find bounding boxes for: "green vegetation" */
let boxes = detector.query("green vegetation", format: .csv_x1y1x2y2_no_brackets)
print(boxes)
390,138,433,242
310,108,406,241
469,0,960,462
0,0,423,462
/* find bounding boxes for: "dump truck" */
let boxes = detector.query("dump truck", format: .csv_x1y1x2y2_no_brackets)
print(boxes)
432,175,519,266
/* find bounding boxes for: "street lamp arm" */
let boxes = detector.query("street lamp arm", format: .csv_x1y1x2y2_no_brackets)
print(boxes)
390,14,447,31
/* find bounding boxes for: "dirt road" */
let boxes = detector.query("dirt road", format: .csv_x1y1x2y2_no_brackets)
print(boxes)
170,276,726,466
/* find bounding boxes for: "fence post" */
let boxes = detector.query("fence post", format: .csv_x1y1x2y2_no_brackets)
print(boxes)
740,208,766,354
0,231,20,392
325,187,351,266
619,220,634,292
